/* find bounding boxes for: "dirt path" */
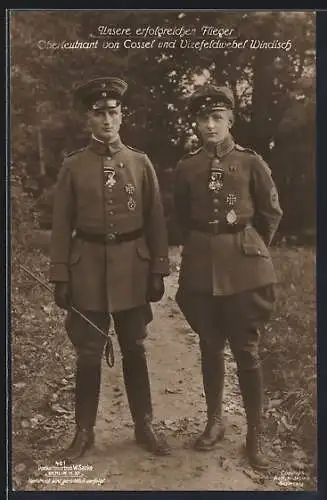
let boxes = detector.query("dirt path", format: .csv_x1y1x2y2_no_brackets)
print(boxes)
24,250,284,492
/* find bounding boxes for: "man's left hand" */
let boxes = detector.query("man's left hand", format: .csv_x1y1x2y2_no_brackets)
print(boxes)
147,274,165,302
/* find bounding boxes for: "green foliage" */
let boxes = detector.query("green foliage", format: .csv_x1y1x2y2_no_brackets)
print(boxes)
11,169,38,265
11,249,75,490
262,247,316,461
10,10,316,236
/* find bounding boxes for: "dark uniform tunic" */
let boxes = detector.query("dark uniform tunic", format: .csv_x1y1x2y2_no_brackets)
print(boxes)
174,84,281,461
50,135,169,371
50,77,171,451
174,134,283,369
50,136,169,313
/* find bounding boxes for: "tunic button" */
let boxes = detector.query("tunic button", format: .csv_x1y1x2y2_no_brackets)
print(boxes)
213,208,219,213
109,223,114,228
107,199,113,204
213,198,219,205
105,156,111,160
257,250,261,255
109,210,114,215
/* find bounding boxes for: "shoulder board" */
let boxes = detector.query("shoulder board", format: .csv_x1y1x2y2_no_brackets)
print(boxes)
180,147,202,160
235,144,257,154
64,147,87,158
126,145,146,155
235,144,263,159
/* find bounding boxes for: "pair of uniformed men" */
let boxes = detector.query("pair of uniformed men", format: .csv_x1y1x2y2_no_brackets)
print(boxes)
50,76,283,470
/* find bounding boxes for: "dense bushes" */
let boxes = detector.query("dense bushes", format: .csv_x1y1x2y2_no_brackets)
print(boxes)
11,11,315,240
262,247,316,470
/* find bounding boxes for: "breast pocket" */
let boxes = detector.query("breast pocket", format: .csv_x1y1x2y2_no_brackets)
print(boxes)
238,226,270,258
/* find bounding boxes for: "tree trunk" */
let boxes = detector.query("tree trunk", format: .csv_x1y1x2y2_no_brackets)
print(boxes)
37,126,46,177
250,50,275,158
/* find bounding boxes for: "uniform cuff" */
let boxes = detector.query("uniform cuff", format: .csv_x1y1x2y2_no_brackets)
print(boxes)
151,257,170,276
49,263,69,282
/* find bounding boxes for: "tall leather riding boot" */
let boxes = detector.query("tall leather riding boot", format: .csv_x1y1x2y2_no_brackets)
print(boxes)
237,367,269,470
122,351,170,455
60,359,101,461
195,350,226,451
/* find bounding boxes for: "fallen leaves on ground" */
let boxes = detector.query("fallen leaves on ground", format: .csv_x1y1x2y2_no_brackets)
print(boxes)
11,244,317,491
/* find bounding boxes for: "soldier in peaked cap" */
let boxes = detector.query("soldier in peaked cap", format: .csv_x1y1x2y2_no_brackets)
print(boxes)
50,77,171,460
174,84,283,469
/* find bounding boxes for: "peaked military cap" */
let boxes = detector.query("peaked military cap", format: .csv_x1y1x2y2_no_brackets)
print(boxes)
73,77,128,112
189,84,235,115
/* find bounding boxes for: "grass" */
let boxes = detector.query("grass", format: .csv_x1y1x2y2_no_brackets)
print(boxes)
11,246,76,489
10,238,317,489
261,246,316,471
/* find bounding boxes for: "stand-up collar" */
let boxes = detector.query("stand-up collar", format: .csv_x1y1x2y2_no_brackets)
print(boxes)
203,134,235,158
89,134,124,156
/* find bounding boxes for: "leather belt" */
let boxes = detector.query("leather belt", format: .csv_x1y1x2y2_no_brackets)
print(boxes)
75,227,143,244
190,219,246,235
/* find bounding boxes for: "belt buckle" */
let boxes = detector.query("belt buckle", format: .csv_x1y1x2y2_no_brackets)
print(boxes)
208,220,220,234
106,232,117,243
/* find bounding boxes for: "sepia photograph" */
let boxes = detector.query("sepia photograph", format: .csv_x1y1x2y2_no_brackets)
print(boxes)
9,9,316,492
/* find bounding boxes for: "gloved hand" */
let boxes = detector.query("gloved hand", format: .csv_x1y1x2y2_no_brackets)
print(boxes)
147,274,165,302
54,282,71,310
